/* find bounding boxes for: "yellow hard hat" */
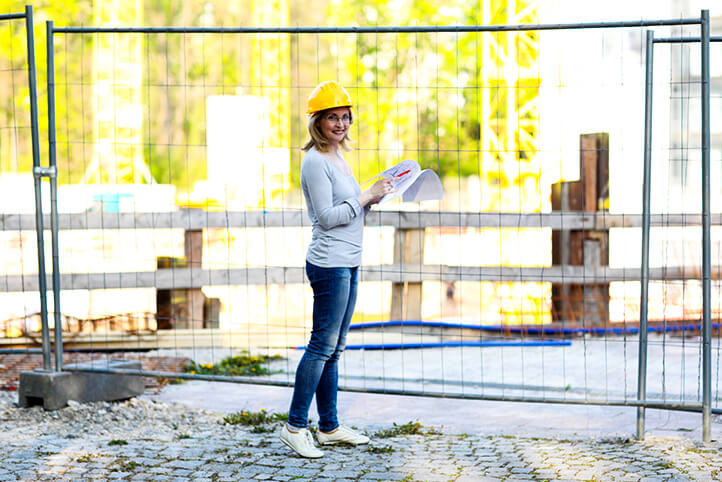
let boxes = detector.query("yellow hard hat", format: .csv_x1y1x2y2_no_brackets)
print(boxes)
306,80,353,115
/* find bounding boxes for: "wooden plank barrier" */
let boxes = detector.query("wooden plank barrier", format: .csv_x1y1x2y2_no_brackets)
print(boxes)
4,132,722,332
552,133,609,324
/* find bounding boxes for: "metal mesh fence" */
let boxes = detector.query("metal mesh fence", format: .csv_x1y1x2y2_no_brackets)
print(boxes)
0,7,46,358
12,11,718,437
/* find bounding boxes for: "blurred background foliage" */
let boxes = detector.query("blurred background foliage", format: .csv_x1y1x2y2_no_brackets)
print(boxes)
0,0,538,191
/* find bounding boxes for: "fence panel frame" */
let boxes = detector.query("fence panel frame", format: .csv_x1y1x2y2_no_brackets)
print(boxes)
43,13,716,440
0,6,49,360
640,14,720,441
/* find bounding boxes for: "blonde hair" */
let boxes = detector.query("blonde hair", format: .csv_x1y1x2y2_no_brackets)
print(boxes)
301,108,354,153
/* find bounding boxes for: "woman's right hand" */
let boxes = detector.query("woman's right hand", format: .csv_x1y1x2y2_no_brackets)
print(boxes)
359,177,396,206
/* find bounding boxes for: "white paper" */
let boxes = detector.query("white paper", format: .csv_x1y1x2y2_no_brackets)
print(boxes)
376,159,444,205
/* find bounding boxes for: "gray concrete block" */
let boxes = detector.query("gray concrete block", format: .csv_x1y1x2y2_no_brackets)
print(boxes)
19,359,144,410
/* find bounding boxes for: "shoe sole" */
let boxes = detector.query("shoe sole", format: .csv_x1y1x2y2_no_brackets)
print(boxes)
318,439,370,446
280,436,324,458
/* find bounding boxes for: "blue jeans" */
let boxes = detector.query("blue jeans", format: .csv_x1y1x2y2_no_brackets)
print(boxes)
287,261,358,432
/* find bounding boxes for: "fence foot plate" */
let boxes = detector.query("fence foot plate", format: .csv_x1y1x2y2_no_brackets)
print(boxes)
18,359,144,410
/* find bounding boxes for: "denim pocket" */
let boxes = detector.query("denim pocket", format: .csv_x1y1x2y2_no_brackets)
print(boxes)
305,260,328,284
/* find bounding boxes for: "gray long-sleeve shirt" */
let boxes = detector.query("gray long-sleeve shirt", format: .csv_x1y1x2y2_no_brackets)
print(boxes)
301,146,368,267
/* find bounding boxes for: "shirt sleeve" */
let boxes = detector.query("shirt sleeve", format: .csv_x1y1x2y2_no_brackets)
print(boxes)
302,157,361,230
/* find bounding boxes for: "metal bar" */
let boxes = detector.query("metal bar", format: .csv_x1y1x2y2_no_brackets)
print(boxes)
47,21,63,372
52,18,700,34
637,29,654,441
0,348,43,354
700,9,712,444
25,5,52,372
7,211,722,231
653,36,722,43
337,372,712,399
64,365,713,413
351,319,722,335
0,13,25,20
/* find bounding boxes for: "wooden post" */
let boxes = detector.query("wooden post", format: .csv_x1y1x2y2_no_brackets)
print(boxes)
390,228,425,320
183,229,205,330
551,133,609,324
155,256,183,330
156,223,206,330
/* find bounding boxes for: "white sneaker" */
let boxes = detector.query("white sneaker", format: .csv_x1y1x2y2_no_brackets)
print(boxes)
280,424,324,458
316,425,370,445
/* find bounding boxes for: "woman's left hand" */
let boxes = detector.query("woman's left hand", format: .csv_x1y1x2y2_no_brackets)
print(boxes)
359,177,396,206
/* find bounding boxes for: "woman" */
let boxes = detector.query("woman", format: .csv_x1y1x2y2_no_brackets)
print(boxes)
280,81,395,458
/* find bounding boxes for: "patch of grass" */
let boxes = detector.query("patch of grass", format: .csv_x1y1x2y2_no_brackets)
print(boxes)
375,421,424,438
271,412,289,422
688,447,717,454
177,434,191,440
400,476,414,482
185,352,283,377
423,427,442,437
366,445,395,454
214,447,229,454
222,409,288,429
251,425,274,434
108,439,128,446
118,460,139,471
75,454,93,463
655,461,673,470
677,427,694,432
223,409,275,426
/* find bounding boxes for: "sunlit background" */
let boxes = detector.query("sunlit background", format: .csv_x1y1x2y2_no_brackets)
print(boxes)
0,0,721,343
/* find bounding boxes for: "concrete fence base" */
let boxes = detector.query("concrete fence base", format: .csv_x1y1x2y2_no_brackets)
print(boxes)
18,359,144,410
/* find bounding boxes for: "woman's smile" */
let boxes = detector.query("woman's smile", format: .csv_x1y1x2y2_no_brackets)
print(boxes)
329,126,346,138
320,107,352,145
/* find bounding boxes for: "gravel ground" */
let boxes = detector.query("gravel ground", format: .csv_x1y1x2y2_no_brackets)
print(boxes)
1,390,721,481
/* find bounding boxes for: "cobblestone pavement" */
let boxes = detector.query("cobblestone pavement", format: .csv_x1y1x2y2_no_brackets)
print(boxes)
1,393,721,481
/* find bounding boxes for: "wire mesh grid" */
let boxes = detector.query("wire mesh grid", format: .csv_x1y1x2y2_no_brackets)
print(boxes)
0,10,45,356
25,15,722,413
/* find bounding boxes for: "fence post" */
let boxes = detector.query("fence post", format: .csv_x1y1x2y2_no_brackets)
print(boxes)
25,5,53,370
637,30,654,441
700,9,712,444
47,20,63,371
551,133,609,324
390,228,425,320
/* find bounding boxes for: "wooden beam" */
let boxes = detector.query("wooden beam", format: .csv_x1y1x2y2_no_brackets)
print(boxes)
1,264,717,292
4,211,722,231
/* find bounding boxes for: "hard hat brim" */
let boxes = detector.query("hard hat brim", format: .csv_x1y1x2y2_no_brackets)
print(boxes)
306,103,354,115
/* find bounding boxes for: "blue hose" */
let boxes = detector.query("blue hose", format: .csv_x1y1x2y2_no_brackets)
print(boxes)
295,339,572,350
348,320,722,336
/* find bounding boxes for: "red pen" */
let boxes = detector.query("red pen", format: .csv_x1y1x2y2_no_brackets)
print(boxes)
396,169,411,178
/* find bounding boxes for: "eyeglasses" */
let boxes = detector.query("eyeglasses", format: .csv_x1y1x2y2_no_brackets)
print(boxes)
324,113,352,123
